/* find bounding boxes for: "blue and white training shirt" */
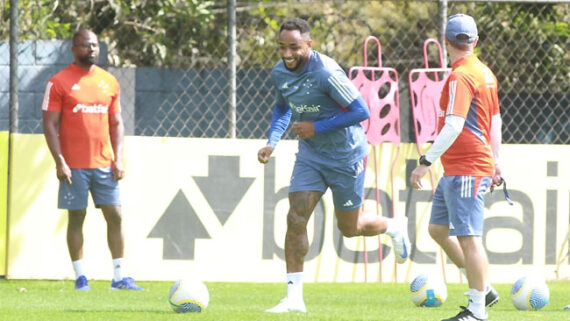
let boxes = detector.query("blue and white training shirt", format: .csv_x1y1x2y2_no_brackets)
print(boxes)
267,50,370,167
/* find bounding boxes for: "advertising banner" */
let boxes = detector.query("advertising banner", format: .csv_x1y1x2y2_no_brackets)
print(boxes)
6,134,570,284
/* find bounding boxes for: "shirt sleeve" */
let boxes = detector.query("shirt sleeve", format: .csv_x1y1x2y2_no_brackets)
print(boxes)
425,115,465,163
267,103,292,147
109,78,121,114
41,79,63,112
445,73,474,118
313,96,370,135
323,69,360,108
490,113,502,165
491,74,500,116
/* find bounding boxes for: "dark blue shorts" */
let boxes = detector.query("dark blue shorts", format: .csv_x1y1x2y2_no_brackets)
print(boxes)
58,167,121,210
429,175,491,236
289,157,365,211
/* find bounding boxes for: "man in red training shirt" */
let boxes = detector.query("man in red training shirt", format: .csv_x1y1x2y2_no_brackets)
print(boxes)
411,14,504,321
42,29,142,291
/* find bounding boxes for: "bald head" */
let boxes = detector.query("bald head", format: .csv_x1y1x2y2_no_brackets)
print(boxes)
71,29,100,70
73,29,97,46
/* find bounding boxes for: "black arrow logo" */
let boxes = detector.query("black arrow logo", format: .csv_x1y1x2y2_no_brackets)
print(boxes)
193,156,254,225
148,190,210,260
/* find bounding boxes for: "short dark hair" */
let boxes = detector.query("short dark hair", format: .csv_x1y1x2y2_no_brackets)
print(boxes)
447,37,474,50
72,29,95,45
280,18,311,38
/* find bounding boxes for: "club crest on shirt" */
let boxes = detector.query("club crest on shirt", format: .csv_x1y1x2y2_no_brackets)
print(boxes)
98,80,110,94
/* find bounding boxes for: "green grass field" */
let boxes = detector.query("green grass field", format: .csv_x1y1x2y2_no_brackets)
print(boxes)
0,279,568,320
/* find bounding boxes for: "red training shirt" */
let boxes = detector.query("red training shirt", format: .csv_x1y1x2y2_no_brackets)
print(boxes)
438,55,500,176
42,63,121,169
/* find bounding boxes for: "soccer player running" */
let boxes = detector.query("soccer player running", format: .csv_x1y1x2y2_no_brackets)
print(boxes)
42,29,142,291
258,18,410,313
410,14,503,321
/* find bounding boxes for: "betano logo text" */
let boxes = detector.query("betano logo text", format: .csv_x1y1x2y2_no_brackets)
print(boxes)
72,104,109,113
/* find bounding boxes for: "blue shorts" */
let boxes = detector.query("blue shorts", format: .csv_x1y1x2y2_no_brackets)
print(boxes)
429,176,491,236
289,157,365,211
58,167,121,210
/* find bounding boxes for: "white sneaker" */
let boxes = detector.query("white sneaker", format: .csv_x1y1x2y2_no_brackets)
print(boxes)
390,216,411,264
265,298,306,313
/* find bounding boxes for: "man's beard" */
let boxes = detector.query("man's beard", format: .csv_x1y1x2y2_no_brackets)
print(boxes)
283,56,305,72
78,55,98,66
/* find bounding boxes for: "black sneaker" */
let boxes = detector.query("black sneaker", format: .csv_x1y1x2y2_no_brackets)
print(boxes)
441,306,487,321
464,286,500,307
485,286,499,307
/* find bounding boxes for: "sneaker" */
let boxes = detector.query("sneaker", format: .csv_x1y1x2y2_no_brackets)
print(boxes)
463,286,499,307
441,306,487,321
75,275,91,291
265,298,306,313
110,277,143,291
390,216,411,264
485,286,499,307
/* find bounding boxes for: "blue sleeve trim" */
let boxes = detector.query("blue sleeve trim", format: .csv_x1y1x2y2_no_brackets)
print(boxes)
267,104,292,147
313,96,370,135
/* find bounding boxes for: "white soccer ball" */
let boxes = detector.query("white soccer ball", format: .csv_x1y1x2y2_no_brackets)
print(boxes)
409,273,447,307
510,276,550,311
168,279,209,313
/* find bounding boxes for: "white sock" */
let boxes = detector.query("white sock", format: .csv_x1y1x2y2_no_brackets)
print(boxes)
286,272,304,303
113,258,124,282
467,288,487,319
72,259,86,279
384,218,398,237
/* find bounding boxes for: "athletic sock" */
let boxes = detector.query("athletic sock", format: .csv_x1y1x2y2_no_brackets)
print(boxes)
286,272,304,304
113,258,124,282
384,218,398,237
467,288,487,319
72,259,86,279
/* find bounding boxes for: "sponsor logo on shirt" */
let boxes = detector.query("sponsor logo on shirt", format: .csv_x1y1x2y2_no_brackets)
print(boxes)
290,102,320,113
72,104,109,113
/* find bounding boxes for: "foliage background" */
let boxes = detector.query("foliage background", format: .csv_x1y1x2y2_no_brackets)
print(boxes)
1,0,568,142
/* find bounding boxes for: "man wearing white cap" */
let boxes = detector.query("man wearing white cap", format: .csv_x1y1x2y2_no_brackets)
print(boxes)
411,14,504,321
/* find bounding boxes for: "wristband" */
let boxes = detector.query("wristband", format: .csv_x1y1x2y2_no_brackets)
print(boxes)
419,155,432,166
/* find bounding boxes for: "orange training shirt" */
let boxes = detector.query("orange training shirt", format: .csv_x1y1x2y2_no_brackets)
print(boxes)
438,55,500,177
42,63,121,169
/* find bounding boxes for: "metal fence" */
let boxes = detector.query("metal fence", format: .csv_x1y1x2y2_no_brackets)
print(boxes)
2,0,569,144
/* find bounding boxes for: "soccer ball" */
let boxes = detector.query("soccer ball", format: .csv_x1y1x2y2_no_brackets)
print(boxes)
510,276,550,311
410,273,447,307
168,279,209,313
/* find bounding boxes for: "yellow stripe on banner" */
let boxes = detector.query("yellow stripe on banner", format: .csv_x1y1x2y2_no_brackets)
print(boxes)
0,131,9,275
